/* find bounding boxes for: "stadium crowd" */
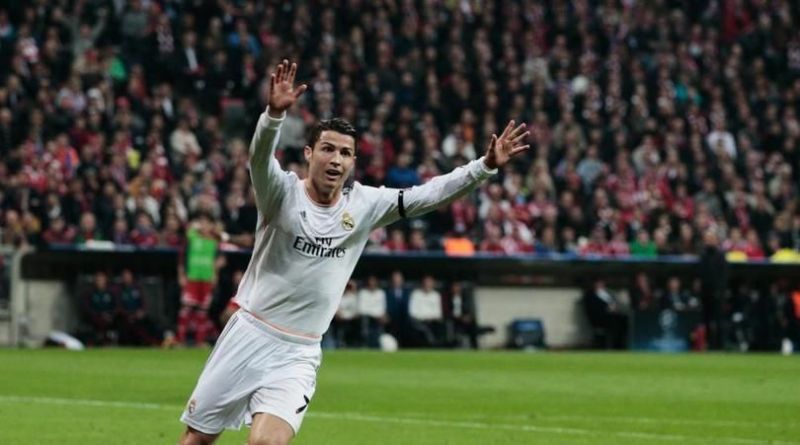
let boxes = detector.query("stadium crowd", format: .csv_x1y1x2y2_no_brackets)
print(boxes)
1,1,800,260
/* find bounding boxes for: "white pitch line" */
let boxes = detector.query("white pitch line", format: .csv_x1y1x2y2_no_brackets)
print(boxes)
0,395,169,411
538,413,787,428
311,411,594,436
371,410,798,429
310,411,799,445
0,395,796,445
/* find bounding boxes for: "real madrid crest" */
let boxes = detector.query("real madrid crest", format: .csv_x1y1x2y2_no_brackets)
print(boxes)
342,211,355,231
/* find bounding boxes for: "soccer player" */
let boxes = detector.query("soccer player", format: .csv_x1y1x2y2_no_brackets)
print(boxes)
178,60,529,445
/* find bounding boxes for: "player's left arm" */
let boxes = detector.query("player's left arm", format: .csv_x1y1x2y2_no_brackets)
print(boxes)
371,121,529,227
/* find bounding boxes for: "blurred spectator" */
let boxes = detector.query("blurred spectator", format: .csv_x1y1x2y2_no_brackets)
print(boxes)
408,228,429,252
742,230,765,260
608,232,631,257
659,277,700,312
576,145,604,190
535,226,559,254
442,228,476,256
384,228,407,252
582,279,629,350
110,217,131,245
75,212,103,244
409,274,444,347
332,279,360,348
170,118,202,166
479,224,504,253
443,281,478,349
277,107,307,152
160,213,185,247
1,210,30,247
130,212,159,247
386,153,420,189
581,226,611,256
630,231,657,258
357,275,388,348
698,230,728,350
41,215,76,245
385,270,411,346
117,268,159,346
694,179,724,220
630,272,656,311
81,271,117,346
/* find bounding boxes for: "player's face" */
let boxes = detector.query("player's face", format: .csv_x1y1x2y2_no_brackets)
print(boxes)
305,130,356,196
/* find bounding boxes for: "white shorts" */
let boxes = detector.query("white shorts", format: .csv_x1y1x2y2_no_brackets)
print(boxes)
180,310,321,435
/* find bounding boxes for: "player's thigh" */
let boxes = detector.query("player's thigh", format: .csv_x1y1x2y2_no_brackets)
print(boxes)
179,426,220,445
248,413,295,445
246,344,320,438
181,313,260,431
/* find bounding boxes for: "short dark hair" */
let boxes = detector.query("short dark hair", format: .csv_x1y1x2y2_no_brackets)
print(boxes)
308,118,357,149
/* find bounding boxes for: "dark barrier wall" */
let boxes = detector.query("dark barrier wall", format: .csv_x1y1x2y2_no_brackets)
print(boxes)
20,246,800,351
22,246,800,288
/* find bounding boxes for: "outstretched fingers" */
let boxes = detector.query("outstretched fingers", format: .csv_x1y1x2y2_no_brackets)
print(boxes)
511,129,530,145
275,62,284,83
273,60,302,91
509,122,527,140
294,83,308,99
500,120,515,140
509,145,531,158
277,59,290,82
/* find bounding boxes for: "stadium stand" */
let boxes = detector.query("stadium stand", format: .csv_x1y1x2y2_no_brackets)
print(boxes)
1,1,799,259
2,1,800,351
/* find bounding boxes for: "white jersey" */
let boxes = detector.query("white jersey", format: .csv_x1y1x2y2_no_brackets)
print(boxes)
234,110,496,339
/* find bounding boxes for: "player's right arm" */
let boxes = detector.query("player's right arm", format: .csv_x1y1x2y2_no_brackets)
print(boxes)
366,121,529,228
249,59,307,218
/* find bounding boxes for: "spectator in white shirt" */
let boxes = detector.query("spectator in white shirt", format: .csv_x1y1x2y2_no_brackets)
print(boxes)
706,119,737,160
357,275,387,348
409,275,444,346
331,280,360,347
170,118,202,165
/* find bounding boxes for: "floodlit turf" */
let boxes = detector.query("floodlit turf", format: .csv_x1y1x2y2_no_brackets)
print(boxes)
0,349,798,445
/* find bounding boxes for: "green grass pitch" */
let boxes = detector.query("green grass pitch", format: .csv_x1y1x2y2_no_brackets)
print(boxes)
0,348,798,444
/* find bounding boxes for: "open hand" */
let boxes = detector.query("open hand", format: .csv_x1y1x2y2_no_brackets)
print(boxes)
484,120,530,169
268,59,307,117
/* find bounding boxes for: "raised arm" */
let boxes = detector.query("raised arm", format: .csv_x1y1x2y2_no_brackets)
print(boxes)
249,60,308,218
371,121,529,227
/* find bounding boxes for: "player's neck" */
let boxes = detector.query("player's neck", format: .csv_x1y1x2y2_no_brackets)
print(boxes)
304,178,341,207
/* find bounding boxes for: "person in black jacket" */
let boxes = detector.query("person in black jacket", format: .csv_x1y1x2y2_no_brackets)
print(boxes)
444,281,479,349
385,270,411,346
698,230,728,350
583,278,629,349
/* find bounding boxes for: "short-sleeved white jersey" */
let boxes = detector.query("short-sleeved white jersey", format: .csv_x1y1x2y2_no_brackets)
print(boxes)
234,110,496,339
